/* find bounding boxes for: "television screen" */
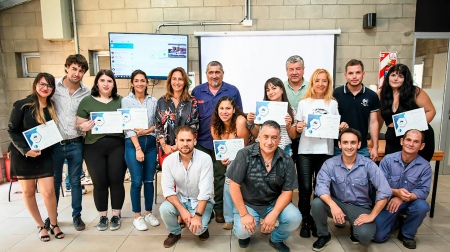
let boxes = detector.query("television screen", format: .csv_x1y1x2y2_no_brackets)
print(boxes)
108,32,189,79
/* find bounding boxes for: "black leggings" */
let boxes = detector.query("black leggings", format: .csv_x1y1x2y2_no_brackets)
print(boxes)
297,154,332,218
385,125,435,162
84,137,127,212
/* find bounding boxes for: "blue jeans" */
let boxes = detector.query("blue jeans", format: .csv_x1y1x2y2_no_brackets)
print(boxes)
334,146,370,158
233,203,302,242
223,179,233,223
53,141,83,217
124,136,157,213
374,199,429,242
160,198,214,235
65,159,86,190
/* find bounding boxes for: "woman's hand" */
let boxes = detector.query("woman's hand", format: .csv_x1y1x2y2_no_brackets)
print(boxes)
296,121,307,133
339,122,349,131
136,149,144,162
133,128,146,136
79,120,95,132
247,112,256,125
25,149,41,158
285,115,293,129
221,158,231,166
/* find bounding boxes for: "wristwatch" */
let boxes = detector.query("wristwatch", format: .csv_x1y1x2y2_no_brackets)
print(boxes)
195,212,203,217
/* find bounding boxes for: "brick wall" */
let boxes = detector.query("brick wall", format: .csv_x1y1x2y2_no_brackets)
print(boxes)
0,0,417,150
416,39,449,89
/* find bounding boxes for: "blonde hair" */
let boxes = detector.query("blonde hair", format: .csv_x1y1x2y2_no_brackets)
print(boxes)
302,68,334,104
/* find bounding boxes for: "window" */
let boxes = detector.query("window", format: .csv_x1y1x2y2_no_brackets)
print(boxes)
21,53,41,77
91,51,110,75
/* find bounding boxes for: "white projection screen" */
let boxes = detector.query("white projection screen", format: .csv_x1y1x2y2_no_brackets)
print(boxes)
196,30,340,112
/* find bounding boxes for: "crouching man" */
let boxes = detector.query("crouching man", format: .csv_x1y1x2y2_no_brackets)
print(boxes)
227,120,301,252
159,126,214,248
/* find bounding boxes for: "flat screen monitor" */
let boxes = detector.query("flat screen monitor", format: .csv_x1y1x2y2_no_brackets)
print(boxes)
108,32,189,79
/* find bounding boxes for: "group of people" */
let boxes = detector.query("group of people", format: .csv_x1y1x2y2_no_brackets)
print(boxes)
7,53,435,252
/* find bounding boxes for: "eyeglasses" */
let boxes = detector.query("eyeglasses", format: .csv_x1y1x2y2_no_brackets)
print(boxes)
37,82,54,90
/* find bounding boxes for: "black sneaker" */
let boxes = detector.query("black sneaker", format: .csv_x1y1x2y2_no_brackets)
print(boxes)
73,215,86,231
198,229,209,241
299,220,311,238
97,216,108,231
312,234,331,251
110,216,121,231
397,231,416,249
349,226,360,245
238,237,251,248
269,239,290,252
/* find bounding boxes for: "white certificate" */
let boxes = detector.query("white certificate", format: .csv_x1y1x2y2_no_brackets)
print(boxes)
304,114,341,139
213,139,245,161
91,111,123,134
22,120,63,150
393,108,428,136
254,101,288,125
117,108,149,130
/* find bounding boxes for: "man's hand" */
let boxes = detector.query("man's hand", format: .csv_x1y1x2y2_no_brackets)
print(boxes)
180,209,192,227
396,188,413,201
354,213,375,226
261,212,277,233
387,197,403,213
241,214,256,234
370,147,378,161
330,204,346,224
189,215,203,234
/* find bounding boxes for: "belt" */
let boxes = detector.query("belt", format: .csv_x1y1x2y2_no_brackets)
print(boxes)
60,137,82,145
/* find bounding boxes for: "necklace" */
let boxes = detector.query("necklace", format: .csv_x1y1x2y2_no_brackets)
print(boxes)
264,158,272,169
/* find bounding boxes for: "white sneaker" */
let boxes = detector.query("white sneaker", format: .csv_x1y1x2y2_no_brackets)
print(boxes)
81,188,88,195
133,216,148,231
144,213,160,227
81,176,92,185
65,189,71,196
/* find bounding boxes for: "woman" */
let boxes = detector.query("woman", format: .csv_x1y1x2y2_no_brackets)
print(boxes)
246,77,297,155
378,64,436,161
296,69,347,238
76,69,127,231
211,96,250,230
122,70,160,231
155,67,199,157
7,73,64,241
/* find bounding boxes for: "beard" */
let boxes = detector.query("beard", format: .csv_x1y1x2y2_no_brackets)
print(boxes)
179,146,194,155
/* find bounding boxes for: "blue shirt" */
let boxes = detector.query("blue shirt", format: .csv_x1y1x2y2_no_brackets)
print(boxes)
379,151,432,200
315,154,392,206
121,92,157,138
191,81,242,150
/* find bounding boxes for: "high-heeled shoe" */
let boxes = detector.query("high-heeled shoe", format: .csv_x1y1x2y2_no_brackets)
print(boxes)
50,223,65,239
38,226,50,242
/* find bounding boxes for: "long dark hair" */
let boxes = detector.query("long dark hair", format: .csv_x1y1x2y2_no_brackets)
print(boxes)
211,96,246,136
263,77,295,121
23,73,57,124
130,69,148,95
91,69,119,99
380,64,418,120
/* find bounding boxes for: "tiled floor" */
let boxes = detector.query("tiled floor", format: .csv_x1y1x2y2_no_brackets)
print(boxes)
1,174,450,251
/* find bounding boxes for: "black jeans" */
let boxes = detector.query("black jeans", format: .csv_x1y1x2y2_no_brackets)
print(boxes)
297,154,332,218
84,136,127,212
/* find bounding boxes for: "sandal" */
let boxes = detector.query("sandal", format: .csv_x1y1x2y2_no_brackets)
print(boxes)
38,226,50,242
50,223,65,239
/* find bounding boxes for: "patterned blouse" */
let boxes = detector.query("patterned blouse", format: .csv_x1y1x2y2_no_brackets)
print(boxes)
155,95,199,149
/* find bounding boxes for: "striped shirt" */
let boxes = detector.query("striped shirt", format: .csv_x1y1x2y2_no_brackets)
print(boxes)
121,92,157,138
52,77,90,140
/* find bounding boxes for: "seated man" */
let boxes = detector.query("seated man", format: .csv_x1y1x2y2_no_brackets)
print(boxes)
311,128,391,251
227,120,301,252
159,126,214,248
374,129,432,249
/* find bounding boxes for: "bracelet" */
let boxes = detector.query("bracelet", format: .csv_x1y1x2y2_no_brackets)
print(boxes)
195,212,203,217
135,146,142,151
240,212,249,218
246,121,255,130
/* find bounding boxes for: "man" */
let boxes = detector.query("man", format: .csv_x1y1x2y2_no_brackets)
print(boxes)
159,126,214,248
191,60,243,223
227,120,301,252
374,129,431,249
311,128,391,251
333,59,380,161
283,55,308,166
51,54,90,231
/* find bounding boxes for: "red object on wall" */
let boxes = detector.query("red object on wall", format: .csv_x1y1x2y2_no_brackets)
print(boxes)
4,152,14,182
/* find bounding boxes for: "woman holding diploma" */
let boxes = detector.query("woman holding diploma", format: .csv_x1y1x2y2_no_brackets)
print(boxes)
211,96,250,230
155,67,199,157
76,69,126,231
7,73,64,241
378,64,436,161
122,70,160,231
295,69,347,238
246,77,297,155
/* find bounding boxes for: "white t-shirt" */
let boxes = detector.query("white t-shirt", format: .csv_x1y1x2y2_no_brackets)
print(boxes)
296,98,339,155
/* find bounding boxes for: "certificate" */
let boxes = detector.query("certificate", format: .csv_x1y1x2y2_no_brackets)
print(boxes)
22,120,63,150
393,108,428,136
254,101,288,125
304,114,340,139
117,108,148,130
91,111,123,134
213,139,245,161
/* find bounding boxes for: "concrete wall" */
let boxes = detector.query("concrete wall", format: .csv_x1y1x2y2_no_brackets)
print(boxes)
416,39,449,88
0,0,417,151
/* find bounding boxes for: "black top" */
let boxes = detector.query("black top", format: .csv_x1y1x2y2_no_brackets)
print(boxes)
226,142,298,216
333,84,380,148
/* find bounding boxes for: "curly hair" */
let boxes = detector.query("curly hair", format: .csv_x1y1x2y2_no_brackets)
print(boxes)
380,64,419,121
211,96,246,136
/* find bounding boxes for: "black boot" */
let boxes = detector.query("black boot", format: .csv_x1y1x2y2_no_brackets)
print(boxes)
300,216,311,238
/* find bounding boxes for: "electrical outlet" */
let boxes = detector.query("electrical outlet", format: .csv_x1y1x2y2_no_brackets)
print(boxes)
242,19,253,27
